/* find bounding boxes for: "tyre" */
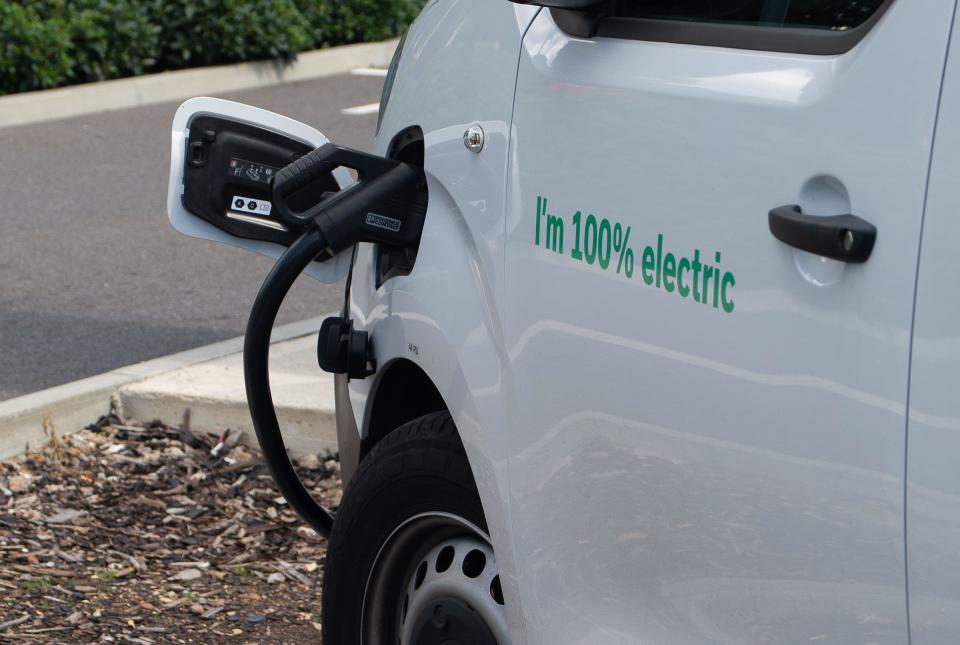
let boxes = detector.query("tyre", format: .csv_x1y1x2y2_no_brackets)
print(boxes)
321,411,510,644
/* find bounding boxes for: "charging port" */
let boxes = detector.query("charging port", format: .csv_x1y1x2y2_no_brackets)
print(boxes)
377,126,426,288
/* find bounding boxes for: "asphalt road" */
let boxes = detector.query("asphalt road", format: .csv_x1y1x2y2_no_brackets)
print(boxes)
0,73,385,400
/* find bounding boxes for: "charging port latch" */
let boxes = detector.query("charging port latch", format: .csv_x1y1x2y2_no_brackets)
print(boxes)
317,316,375,378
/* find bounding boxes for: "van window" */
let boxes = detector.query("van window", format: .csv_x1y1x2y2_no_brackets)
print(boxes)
611,0,887,31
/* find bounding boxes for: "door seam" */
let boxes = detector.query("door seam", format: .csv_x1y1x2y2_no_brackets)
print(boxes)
903,2,960,642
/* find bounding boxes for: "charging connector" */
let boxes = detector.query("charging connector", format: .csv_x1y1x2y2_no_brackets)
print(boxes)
272,143,428,252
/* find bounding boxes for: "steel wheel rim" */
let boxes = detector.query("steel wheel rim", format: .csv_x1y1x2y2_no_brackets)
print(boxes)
361,512,510,645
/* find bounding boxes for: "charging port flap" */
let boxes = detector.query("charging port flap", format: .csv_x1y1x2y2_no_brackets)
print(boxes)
167,97,352,283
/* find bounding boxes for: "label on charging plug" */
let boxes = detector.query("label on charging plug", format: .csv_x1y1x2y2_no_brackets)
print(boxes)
231,196,272,217
366,212,402,232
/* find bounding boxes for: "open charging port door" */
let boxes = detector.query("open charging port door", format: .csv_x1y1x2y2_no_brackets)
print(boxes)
167,97,352,283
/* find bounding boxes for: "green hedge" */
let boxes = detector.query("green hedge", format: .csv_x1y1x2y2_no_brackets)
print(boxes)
295,0,425,45
0,3,72,94
0,0,424,96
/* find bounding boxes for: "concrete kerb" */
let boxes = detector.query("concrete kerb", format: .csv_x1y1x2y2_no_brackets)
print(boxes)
117,334,337,459
0,317,329,460
0,39,399,129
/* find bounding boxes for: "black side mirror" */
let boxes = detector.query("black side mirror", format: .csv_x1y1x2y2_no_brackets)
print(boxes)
511,0,612,37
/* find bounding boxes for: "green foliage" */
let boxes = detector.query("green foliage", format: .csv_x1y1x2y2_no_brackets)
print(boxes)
150,0,311,71
327,0,425,42
0,3,72,94
0,0,425,96
295,0,425,45
57,0,160,83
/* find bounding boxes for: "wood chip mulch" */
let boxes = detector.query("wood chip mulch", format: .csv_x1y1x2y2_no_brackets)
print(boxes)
0,415,342,644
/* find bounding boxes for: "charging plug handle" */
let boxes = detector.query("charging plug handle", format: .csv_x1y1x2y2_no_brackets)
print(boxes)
272,143,427,253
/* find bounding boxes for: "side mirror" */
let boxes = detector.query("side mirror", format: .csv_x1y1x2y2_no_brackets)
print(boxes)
167,97,352,283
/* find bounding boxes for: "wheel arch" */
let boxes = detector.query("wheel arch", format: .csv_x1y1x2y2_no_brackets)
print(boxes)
362,358,448,461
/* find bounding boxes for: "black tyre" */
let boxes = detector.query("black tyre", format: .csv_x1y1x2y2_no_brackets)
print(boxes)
321,411,510,644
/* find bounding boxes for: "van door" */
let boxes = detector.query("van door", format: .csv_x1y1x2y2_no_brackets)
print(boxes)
504,2,954,642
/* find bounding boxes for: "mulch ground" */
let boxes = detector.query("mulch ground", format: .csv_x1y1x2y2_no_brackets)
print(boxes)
0,415,342,644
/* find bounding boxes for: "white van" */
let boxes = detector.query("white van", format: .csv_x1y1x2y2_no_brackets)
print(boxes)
168,0,960,642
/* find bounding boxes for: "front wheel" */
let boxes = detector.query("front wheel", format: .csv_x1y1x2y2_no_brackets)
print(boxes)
321,412,510,644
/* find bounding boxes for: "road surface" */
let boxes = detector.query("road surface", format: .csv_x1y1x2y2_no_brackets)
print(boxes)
0,72,384,400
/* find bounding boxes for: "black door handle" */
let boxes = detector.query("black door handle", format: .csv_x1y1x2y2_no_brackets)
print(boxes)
768,204,876,263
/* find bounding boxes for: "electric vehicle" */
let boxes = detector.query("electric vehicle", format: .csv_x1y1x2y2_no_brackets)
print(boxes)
167,0,960,642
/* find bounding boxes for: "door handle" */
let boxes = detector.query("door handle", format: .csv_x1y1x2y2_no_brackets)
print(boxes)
768,204,876,263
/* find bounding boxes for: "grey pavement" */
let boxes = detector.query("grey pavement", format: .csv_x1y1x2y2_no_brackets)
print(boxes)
0,72,384,400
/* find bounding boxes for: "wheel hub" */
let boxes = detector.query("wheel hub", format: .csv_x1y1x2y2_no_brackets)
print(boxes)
409,597,497,645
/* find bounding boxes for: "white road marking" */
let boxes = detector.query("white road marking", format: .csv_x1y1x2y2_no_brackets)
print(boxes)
350,68,389,77
341,102,381,116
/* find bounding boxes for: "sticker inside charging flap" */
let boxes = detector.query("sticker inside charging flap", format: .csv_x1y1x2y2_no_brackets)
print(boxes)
231,196,272,216
229,158,276,184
